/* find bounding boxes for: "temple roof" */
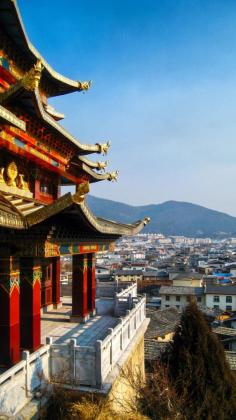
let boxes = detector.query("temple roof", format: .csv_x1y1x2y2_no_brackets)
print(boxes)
0,104,25,130
0,0,91,97
0,77,102,155
0,190,150,237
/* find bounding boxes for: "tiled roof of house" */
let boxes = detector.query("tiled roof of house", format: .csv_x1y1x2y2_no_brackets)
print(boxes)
145,307,181,340
159,286,204,296
145,340,168,361
205,285,236,295
114,270,143,276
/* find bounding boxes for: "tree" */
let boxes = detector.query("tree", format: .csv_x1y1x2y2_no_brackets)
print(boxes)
164,302,236,420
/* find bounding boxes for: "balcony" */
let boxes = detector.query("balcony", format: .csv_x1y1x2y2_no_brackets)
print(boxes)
0,282,148,416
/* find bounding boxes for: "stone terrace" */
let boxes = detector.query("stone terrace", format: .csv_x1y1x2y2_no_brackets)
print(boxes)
41,297,119,346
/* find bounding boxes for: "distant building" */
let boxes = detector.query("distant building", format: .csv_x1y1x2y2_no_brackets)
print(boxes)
170,271,203,287
205,285,236,312
159,286,204,309
114,269,143,283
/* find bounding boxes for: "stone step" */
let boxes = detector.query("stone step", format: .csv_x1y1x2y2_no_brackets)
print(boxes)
16,202,35,211
10,198,24,205
23,205,44,215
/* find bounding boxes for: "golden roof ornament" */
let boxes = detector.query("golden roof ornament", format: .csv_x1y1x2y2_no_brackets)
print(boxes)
77,80,92,91
22,59,44,91
96,141,111,155
6,161,18,187
74,181,90,203
97,160,108,172
107,170,119,182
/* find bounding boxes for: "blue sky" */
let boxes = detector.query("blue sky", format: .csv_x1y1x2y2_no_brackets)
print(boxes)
19,0,236,215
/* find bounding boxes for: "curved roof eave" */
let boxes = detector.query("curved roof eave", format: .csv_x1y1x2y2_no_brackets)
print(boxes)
0,104,26,130
0,85,101,155
25,192,150,236
0,0,87,96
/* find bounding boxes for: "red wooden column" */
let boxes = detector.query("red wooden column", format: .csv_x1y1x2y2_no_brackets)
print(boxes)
0,252,20,366
20,258,42,351
52,257,61,308
71,254,89,323
87,253,96,316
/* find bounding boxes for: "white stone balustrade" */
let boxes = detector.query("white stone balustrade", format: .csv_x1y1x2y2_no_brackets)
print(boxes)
0,294,146,416
0,345,50,416
49,295,146,388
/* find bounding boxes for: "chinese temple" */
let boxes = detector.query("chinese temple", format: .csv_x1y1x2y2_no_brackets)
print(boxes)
0,0,149,368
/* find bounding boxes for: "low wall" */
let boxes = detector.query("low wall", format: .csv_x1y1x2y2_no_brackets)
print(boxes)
0,295,146,416
96,282,137,299
96,282,138,316
0,345,50,417
49,296,146,388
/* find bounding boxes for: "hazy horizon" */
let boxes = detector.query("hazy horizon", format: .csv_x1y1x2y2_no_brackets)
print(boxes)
19,0,236,216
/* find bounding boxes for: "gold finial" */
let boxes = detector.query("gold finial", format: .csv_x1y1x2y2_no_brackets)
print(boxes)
6,161,18,187
97,160,108,172
0,168,5,184
22,59,44,91
74,181,90,203
17,174,30,191
107,170,119,182
96,141,111,155
78,80,92,91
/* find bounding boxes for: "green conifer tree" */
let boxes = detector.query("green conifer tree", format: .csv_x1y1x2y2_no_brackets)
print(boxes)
165,302,236,420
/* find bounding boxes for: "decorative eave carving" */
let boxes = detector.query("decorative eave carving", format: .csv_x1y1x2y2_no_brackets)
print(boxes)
107,170,119,182
74,181,90,203
77,80,92,92
0,87,111,157
96,141,111,155
21,60,43,91
77,156,108,172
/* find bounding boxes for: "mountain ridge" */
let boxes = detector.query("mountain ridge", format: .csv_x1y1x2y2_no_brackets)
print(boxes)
86,195,236,237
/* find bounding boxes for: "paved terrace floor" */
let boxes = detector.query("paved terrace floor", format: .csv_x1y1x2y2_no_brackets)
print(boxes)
41,297,119,346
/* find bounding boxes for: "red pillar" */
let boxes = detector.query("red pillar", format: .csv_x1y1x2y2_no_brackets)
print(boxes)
0,253,20,366
52,257,61,308
71,254,89,322
20,258,42,351
87,253,96,315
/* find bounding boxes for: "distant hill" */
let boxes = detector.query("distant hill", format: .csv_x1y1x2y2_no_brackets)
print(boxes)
87,196,236,237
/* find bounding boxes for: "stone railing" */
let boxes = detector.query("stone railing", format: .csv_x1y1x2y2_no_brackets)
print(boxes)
116,282,137,298
0,345,50,417
96,282,138,316
49,295,146,388
96,281,137,298
96,295,146,386
0,295,146,416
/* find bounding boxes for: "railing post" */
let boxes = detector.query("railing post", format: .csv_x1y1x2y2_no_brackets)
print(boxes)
114,292,118,315
115,278,119,291
108,328,113,367
143,294,146,319
128,293,132,309
70,339,76,384
126,309,131,339
95,340,102,389
46,336,53,380
119,318,123,350
22,350,30,397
